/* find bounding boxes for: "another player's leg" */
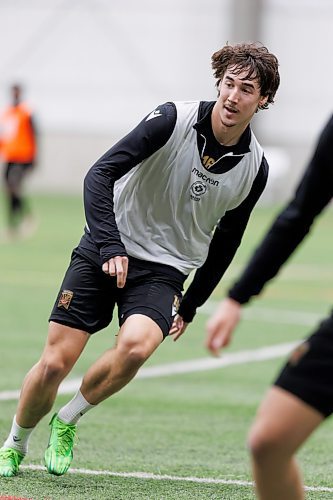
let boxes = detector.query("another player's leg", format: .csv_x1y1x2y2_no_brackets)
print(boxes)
45,314,163,475
248,386,323,500
0,322,88,477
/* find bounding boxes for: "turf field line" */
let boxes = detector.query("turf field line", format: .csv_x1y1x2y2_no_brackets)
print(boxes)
198,301,323,325
137,341,298,378
20,464,333,492
0,341,298,401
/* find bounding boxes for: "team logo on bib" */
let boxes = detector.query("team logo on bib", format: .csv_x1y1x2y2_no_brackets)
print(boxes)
190,181,207,201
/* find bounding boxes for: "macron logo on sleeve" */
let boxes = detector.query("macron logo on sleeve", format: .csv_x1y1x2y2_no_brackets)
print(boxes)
145,109,162,121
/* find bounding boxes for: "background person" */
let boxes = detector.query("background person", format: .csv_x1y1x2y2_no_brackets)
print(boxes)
205,114,333,500
0,83,37,238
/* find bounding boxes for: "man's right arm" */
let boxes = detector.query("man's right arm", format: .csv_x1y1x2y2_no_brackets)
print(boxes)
206,114,333,354
83,102,176,266
229,114,333,304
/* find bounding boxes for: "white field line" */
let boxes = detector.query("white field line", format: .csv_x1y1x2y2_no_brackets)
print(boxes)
20,464,333,493
0,341,298,401
199,301,323,326
0,305,320,401
3,306,331,494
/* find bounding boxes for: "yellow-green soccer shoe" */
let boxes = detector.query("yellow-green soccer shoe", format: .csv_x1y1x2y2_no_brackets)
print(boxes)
44,413,77,476
0,447,25,477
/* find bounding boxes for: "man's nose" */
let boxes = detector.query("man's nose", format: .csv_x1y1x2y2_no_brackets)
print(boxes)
228,88,239,102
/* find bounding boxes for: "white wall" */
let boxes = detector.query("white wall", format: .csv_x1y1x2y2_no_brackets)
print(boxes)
0,0,233,192
0,0,231,133
259,0,333,143
254,0,333,200
0,0,332,197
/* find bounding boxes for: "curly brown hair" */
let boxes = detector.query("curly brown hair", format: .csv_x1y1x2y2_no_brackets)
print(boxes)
211,42,280,110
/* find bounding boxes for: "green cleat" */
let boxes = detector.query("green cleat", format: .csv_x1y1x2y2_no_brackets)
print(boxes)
0,447,25,477
44,413,77,476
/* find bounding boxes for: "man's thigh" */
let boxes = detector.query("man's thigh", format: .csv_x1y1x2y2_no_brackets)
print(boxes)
274,313,333,417
42,321,90,367
118,260,184,338
6,163,25,190
49,249,118,334
251,386,324,453
118,280,182,338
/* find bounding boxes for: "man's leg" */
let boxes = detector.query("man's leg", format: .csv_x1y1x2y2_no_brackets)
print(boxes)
0,321,89,476
80,314,163,404
248,386,324,500
16,322,89,426
44,314,164,476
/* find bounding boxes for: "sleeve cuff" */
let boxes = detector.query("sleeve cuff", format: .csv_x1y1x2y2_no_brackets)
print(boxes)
100,243,127,263
227,288,250,305
178,297,197,323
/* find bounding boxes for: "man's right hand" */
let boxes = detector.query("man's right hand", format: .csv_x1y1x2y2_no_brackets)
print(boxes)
102,256,129,288
205,297,242,356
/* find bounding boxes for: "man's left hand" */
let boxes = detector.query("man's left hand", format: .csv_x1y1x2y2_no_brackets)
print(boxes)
169,314,188,341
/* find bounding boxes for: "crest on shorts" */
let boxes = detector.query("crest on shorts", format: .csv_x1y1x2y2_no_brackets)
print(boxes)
57,289,74,310
288,341,310,366
172,295,180,316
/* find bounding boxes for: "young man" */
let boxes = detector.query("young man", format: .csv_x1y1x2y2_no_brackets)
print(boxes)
0,42,280,477
0,84,37,237
205,114,333,499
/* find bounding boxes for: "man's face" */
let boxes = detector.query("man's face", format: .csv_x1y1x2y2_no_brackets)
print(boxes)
216,67,267,129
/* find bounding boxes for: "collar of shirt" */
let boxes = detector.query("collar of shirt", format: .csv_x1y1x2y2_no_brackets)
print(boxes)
194,101,251,156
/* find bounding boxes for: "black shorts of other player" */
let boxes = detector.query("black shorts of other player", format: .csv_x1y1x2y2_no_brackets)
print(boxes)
274,311,333,417
49,249,186,338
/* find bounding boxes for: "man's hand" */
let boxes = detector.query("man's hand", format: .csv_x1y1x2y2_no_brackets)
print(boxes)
205,297,242,356
169,314,188,341
102,256,129,288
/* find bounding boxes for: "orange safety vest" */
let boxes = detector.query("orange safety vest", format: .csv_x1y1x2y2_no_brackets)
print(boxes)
0,103,36,163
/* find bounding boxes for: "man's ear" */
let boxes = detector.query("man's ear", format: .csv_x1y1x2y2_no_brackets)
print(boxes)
259,96,268,108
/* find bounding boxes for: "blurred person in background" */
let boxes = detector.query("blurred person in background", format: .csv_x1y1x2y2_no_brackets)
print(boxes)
0,42,280,478
205,114,333,500
0,83,37,239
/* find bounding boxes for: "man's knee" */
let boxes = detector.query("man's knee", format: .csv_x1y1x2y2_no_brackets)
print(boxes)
38,338,82,383
41,322,89,381
37,354,71,384
117,316,163,365
248,421,286,464
118,335,153,366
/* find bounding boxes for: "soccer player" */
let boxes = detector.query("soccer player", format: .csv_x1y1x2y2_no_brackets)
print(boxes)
205,114,333,499
0,84,37,237
0,42,280,477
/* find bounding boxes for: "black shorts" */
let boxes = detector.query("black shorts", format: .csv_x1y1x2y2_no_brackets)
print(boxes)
4,162,33,187
274,312,333,417
49,249,186,338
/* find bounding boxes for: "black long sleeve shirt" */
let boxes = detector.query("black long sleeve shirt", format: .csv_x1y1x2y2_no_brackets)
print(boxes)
79,101,268,322
228,114,333,305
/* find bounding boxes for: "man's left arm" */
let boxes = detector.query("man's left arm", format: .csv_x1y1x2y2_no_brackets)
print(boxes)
177,157,269,325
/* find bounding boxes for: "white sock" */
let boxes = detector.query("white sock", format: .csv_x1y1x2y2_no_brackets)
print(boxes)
57,390,95,424
3,415,34,455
